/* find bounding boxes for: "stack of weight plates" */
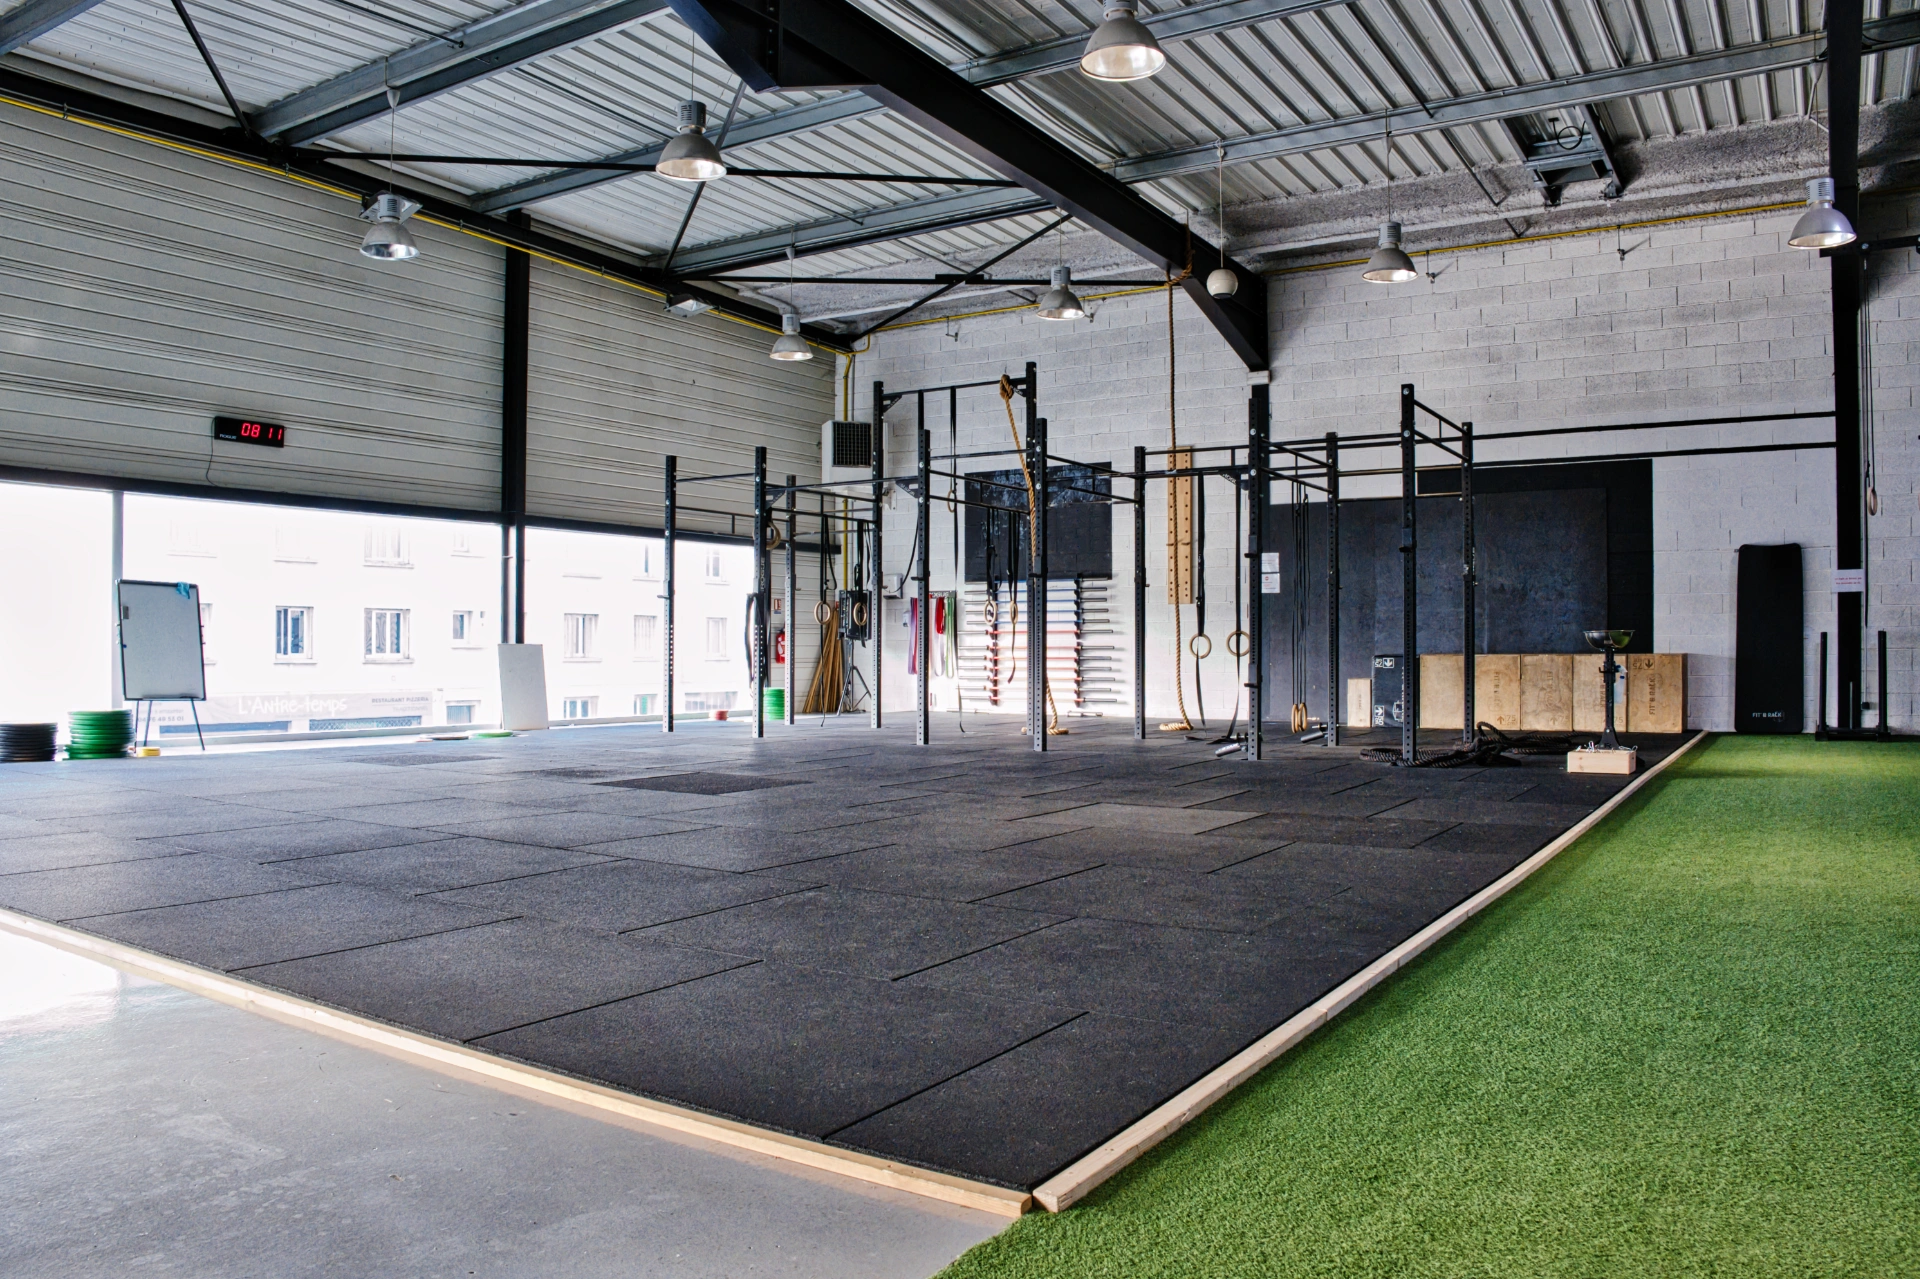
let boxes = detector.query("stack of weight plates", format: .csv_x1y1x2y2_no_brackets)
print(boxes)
0,723,58,763
67,710,134,760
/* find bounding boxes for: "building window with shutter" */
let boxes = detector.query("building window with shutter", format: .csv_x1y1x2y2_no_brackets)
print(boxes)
634,614,658,658
365,608,409,661
706,616,729,660
565,613,598,660
275,606,313,662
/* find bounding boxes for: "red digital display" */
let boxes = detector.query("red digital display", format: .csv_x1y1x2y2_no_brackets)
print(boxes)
213,416,286,448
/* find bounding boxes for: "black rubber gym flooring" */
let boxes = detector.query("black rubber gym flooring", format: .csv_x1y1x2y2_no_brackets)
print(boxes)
0,717,1685,1190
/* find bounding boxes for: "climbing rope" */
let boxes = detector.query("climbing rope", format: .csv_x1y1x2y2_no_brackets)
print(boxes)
998,375,1067,734
1159,261,1196,733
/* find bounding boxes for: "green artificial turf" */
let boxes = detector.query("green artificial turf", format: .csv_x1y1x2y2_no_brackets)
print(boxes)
943,736,1919,1279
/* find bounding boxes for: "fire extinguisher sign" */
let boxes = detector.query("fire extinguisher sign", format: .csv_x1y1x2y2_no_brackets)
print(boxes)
774,629,786,664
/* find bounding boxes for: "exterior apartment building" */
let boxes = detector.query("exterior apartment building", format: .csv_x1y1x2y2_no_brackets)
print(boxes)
0,489,755,739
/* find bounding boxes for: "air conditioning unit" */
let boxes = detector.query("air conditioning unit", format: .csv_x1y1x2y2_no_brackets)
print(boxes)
821,419,878,487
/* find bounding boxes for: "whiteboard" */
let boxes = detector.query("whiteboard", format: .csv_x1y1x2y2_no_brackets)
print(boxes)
119,580,207,701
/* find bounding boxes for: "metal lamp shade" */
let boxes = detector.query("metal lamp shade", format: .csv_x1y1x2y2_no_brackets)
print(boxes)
1788,178,1855,249
1035,265,1087,320
1361,222,1417,283
657,128,726,182
1080,6,1166,81
359,192,419,261
769,312,812,361
1206,266,1239,298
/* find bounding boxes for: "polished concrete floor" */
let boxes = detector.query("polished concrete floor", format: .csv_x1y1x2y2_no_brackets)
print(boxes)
0,715,1684,1192
0,927,1005,1278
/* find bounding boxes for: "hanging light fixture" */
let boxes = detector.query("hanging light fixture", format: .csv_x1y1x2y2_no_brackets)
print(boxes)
1788,177,1856,249
1080,1,1166,81
657,100,727,182
1361,127,1416,283
769,312,812,360
1206,145,1238,299
360,88,419,261
769,243,812,360
1037,265,1086,320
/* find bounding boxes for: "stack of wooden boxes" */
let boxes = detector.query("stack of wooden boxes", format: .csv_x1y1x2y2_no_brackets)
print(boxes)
1403,653,1687,733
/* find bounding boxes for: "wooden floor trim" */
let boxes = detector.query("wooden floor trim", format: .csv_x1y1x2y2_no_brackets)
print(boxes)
1030,729,1711,1212
0,908,1034,1219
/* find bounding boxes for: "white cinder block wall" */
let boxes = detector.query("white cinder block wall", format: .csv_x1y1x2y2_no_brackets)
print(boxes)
855,205,1916,732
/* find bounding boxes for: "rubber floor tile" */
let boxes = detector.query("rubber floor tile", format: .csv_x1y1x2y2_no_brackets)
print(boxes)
900,916,1371,1035
0,852,331,921
1013,803,1265,836
633,888,1064,979
284,838,618,893
428,859,818,933
152,822,457,862
982,863,1330,933
426,811,711,848
588,825,894,872
832,1013,1254,1188
598,772,810,795
473,962,1080,1137
0,815,57,840
0,832,195,877
1383,798,1597,827
88,883,516,970
328,798,565,827
244,917,753,1041
990,827,1284,873
63,806,321,839
1417,822,1570,858
1209,812,1458,847
751,845,1103,902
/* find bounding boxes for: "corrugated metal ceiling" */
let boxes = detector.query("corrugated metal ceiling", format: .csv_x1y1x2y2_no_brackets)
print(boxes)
3,0,1910,296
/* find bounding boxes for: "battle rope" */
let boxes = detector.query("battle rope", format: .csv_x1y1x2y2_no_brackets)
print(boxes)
1359,722,1585,768
998,375,1067,734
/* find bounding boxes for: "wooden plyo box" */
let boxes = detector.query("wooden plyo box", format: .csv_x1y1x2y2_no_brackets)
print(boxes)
1520,654,1574,731
1572,653,1619,733
1419,654,1464,729
1346,678,1370,727
1474,654,1523,730
1568,746,1638,774
1626,653,1687,733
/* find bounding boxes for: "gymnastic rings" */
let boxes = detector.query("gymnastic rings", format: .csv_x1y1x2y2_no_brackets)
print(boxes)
851,599,869,627
1189,633,1213,660
813,601,835,626
762,524,785,552
1226,629,1251,658
983,597,999,625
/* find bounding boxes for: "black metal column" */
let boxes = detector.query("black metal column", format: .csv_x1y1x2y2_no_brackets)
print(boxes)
1461,420,1476,743
751,445,769,740
871,379,886,729
1245,385,1268,761
916,424,932,745
1134,444,1147,741
662,455,676,733
1831,0,1865,730
1325,431,1340,748
1029,414,1050,750
502,217,530,646
1400,383,1418,765
785,475,797,725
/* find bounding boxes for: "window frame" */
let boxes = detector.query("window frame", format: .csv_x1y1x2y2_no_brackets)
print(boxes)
275,605,314,663
364,607,411,662
564,612,599,661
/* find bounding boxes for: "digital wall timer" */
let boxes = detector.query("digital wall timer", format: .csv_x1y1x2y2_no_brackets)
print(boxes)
213,416,285,448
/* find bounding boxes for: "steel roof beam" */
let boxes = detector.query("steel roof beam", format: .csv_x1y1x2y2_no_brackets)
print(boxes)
471,0,1342,211
662,0,1269,366
668,188,1050,274
252,0,666,144
0,0,111,53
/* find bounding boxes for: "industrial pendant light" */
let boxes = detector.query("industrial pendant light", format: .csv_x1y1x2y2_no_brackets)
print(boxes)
360,88,419,261
1037,266,1086,320
1080,1,1166,81
1361,128,1416,283
769,312,812,360
769,244,812,360
658,33,726,182
1788,177,1856,249
657,101,727,181
1206,146,1238,299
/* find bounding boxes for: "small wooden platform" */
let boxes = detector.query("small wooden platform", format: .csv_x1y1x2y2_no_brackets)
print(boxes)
1568,746,1638,774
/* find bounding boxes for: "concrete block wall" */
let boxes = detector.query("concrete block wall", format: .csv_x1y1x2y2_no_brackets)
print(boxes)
855,205,1913,732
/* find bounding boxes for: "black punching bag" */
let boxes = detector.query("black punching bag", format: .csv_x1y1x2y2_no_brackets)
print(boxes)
1734,543,1803,734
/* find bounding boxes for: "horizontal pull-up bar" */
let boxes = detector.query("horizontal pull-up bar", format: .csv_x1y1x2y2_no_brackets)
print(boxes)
1413,399,1462,430
676,470,757,484
1339,438,1836,479
1472,410,1834,443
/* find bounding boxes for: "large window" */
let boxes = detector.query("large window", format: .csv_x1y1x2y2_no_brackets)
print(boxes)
364,528,410,567
633,614,658,657
565,613,598,660
365,608,409,660
445,701,478,724
562,696,598,719
706,616,729,659
275,606,312,660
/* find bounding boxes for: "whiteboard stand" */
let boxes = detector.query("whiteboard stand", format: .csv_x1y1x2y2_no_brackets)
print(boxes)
117,580,210,753
133,699,205,750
